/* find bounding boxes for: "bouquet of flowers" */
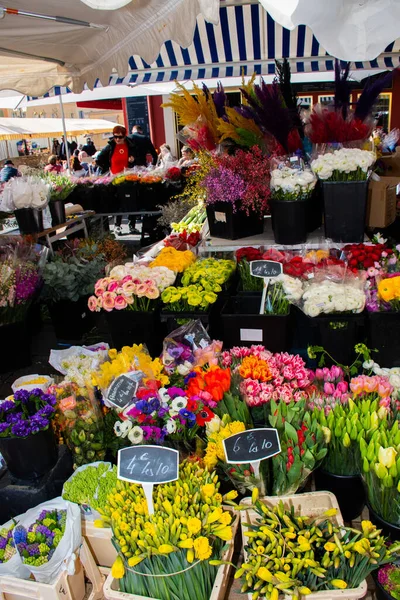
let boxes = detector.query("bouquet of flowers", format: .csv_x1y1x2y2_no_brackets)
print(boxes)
343,242,390,272
268,399,327,495
300,269,366,317
105,461,236,599
45,173,76,201
376,274,400,310
311,148,375,181
161,284,218,313
376,564,400,599
14,508,67,567
0,176,50,211
150,247,196,272
307,365,350,413
270,166,317,200
0,258,42,325
236,247,263,292
360,419,400,525
0,388,56,438
181,257,236,288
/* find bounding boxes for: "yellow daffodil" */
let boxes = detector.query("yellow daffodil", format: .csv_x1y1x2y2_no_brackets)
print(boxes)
111,556,125,579
331,579,347,589
193,536,212,560
187,517,202,535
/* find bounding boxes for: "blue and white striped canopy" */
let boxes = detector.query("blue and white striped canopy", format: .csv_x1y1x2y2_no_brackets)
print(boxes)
36,1,400,97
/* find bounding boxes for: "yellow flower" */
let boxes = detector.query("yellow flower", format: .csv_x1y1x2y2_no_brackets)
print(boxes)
324,542,336,552
378,446,397,468
202,483,215,498
111,556,125,579
207,508,223,524
204,451,218,471
223,490,238,501
378,279,395,303
187,517,202,535
213,525,232,541
323,508,337,517
193,536,212,560
128,555,144,567
158,544,175,554
331,580,347,589
178,539,194,549
257,567,273,582
257,545,265,554
218,512,232,526
361,520,375,536
322,426,332,444
353,538,370,554
214,493,222,503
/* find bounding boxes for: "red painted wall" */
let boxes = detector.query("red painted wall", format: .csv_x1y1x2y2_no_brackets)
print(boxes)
147,95,165,152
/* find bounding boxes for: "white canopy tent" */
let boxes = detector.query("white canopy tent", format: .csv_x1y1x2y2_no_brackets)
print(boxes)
0,117,118,140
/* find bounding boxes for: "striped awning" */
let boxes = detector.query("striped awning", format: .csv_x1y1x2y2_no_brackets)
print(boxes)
33,2,400,98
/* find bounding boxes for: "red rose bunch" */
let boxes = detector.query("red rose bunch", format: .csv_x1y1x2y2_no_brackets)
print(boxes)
343,243,391,271
235,247,263,263
283,256,314,279
165,166,181,181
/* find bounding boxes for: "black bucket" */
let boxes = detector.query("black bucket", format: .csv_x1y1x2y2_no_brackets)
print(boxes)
206,202,264,240
49,199,66,226
314,469,365,522
368,502,400,540
270,198,308,245
14,208,43,234
0,427,57,480
322,180,368,243
367,311,400,367
0,320,32,373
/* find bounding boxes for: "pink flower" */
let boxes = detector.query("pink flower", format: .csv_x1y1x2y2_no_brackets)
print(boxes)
145,286,159,300
88,295,97,312
315,368,324,380
95,284,106,296
108,281,119,293
115,295,128,310
324,382,335,396
121,275,133,284
122,281,137,293
337,381,348,394
102,291,116,311
330,365,342,380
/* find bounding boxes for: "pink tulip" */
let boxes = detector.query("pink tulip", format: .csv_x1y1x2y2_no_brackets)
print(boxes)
337,381,348,394
315,368,324,380
324,382,335,396
330,365,342,380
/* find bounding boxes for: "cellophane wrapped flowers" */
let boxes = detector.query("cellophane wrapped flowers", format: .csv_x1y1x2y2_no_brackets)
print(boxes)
311,148,375,181
0,388,56,438
0,523,17,563
14,509,66,566
103,461,236,599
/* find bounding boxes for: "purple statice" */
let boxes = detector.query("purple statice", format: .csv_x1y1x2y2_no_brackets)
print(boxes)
29,415,49,434
0,423,9,434
13,389,30,404
14,264,40,305
37,404,55,417
1,390,56,439
11,422,32,437
201,166,246,211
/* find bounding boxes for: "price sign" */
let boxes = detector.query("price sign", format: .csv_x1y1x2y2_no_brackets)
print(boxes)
106,374,139,410
223,428,281,479
250,260,283,315
118,445,179,514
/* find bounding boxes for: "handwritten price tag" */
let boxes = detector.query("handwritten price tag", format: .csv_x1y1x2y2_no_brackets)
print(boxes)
223,428,281,479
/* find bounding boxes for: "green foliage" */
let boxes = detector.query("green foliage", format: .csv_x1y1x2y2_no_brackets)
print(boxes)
41,254,105,302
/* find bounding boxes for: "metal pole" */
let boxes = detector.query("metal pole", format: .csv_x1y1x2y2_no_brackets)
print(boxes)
59,94,70,174
5,139,9,158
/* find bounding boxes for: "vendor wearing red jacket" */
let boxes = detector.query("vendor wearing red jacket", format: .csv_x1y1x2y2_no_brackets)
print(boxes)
95,125,137,174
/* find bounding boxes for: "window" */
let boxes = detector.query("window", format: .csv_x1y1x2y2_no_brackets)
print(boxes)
372,92,391,131
318,95,335,106
298,96,313,108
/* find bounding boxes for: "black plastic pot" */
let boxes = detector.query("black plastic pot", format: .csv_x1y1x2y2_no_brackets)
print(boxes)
372,570,396,600
367,312,400,367
0,427,57,480
310,312,365,366
0,320,32,373
307,183,323,233
48,296,95,342
314,469,365,522
321,180,368,243
14,208,43,234
221,294,291,352
368,503,400,540
49,199,66,226
116,182,139,213
206,202,264,240
106,309,165,356
270,198,308,245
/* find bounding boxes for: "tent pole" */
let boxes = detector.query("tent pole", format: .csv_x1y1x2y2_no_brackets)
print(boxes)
5,139,9,159
59,94,70,173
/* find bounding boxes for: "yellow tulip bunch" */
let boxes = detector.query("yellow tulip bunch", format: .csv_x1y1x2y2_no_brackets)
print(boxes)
92,345,169,391
238,498,398,600
101,461,235,585
150,247,196,272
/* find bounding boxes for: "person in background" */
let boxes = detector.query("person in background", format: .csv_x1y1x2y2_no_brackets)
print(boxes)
44,155,62,174
128,124,157,166
156,143,176,169
82,137,97,156
58,136,71,161
0,160,20,182
51,138,60,155
95,125,138,235
78,151,90,174
70,155,86,177
70,140,78,154
177,146,196,168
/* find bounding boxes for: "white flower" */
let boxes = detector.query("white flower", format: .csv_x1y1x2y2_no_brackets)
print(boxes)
166,419,177,434
206,414,221,434
118,420,133,438
177,363,191,376
171,397,187,411
363,360,375,369
114,421,124,437
128,426,144,445
158,387,170,403
110,265,128,278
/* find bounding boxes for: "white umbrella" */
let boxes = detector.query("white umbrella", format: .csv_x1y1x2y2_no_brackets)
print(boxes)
258,0,400,61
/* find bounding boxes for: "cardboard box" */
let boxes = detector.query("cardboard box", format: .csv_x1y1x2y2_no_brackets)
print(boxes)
367,152,400,228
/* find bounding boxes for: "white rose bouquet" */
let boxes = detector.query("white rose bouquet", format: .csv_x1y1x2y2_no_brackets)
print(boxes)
311,148,375,181
0,176,50,211
270,166,317,201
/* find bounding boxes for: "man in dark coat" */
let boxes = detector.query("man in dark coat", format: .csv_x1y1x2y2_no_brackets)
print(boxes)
82,137,97,157
57,136,71,161
128,124,157,166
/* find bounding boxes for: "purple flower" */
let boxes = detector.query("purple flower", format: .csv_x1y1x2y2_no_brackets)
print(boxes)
202,166,246,210
141,426,154,440
0,401,15,413
0,538,7,550
38,405,55,417
184,372,197,385
13,389,31,404
179,409,196,427
36,525,52,538
0,422,9,434
27,543,40,557
167,387,186,399
11,422,32,437
158,407,169,418
13,526,27,545
148,398,160,412
135,400,153,415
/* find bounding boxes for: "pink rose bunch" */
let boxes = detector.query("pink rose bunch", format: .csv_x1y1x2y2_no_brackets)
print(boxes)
221,346,312,406
88,274,161,313
349,374,394,407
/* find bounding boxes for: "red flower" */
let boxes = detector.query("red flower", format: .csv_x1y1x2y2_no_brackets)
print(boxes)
196,406,214,426
186,398,199,412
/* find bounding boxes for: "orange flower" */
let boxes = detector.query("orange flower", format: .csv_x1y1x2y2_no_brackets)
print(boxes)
239,356,272,382
187,366,230,402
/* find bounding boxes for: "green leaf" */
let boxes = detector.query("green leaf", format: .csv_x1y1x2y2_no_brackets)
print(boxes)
284,421,298,442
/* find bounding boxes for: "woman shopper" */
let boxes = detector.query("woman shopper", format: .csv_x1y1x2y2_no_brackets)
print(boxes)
95,125,138,235
44,155,62,174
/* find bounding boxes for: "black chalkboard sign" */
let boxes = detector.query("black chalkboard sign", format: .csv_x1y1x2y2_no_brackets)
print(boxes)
125,97,149,137
107,375,138,409
118,445,179,484
250,260,283,278
223,428,281,464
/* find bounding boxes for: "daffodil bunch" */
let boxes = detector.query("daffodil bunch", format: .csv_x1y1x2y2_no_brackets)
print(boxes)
204,416,264,495
161,284,218,312
92,345,169,392
313,397,390,477
360,419,400,525
181,258,236,289
150,247,196,272
238,494,399,600
102,461,237,600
